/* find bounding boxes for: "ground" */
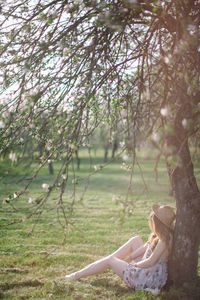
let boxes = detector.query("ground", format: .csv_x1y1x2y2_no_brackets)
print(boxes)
0,149,200,299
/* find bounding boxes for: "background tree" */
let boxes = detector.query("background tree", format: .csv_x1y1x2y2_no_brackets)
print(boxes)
0,0,199,286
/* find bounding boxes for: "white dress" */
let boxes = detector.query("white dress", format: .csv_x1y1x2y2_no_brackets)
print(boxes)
122,244,168,292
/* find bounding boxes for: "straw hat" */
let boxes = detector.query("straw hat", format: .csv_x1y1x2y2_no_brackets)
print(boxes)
152,204,176,229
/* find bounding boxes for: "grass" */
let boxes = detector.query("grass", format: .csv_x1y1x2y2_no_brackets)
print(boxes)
0,149,200,299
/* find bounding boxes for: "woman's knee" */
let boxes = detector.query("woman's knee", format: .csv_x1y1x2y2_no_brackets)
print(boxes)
130,235,143,248
107,255,116,266
129,235,141,242
107,256,128,278
107,255,118,268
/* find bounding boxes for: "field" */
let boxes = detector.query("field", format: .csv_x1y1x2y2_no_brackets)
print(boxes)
0,149,200,299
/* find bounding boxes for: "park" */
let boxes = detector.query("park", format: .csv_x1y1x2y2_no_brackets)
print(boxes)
0,0,200,299
1,149,199,299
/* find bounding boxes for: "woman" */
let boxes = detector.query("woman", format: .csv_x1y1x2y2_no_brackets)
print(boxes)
65,204,176,293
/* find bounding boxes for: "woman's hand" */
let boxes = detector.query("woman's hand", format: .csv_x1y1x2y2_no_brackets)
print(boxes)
135,240,166,268
133,263,138,267
124,243,147,263
124,255,132,263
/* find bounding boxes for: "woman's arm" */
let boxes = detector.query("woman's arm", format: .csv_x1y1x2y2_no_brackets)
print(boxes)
134,240,166,268
124,243,147,262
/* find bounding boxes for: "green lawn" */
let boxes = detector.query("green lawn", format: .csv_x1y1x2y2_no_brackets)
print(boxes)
0,149,200,299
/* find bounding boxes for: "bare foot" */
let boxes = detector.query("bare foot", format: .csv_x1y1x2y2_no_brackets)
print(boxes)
65,272,79,280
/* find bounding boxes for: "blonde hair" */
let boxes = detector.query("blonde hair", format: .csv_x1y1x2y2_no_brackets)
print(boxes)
148,212,173,252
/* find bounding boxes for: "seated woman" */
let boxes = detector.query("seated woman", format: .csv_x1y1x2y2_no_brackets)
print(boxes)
66,204,176,293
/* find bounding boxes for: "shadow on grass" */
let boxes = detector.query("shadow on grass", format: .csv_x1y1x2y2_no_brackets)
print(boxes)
0,279,44,300
90,276,200,300
90,277,131,297
0,279,43,291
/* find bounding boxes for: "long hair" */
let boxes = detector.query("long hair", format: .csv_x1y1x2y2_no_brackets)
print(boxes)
148,212,173,253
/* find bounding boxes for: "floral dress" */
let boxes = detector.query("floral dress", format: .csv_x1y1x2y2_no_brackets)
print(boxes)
122,244,167,292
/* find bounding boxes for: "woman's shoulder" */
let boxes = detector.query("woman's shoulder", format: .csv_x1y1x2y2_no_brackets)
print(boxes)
156,239,171,262
154,239,167,250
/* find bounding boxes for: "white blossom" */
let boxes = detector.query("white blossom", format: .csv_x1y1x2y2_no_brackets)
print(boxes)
163,56,170,64
152,132,160,143
28,197,33,204
122,154,129,161
187,24,196,35
29,87,40,96
182,118,187,128
73,0,82,6
62,48,68,56
9,152,17,162
120,141,125,147
0,120,5,128
160,107,168,117
42,183,49,190
94,165,99,171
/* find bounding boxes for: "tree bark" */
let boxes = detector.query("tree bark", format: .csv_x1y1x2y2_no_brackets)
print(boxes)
167,106,200,285
168,142,200,285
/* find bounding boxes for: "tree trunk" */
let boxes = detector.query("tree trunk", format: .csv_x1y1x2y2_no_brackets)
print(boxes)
104,146,109,163
75,150,80,170
48,162,54,175
167,126,200,285
112,139,118,158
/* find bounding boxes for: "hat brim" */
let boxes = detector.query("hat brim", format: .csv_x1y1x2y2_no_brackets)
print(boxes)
152,204,174,230
152,204,160,215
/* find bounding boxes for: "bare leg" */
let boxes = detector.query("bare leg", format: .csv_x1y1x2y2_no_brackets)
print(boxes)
66,255,128,280
111,235,143,259
65,236,143,280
